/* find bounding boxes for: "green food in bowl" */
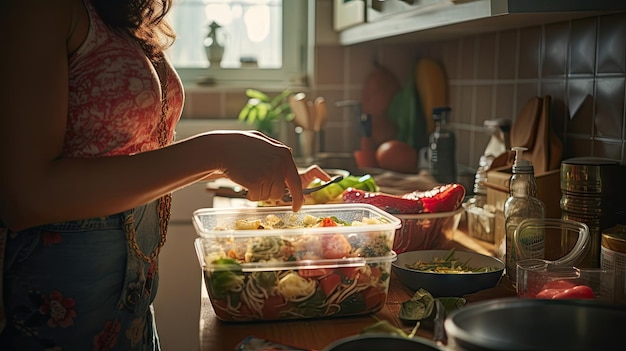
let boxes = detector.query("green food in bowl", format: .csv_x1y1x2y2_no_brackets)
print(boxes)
392,250,504,297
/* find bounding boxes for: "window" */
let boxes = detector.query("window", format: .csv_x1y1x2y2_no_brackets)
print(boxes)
167,0,309,85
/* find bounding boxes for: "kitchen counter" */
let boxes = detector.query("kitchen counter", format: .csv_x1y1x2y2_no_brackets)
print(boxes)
197,227,515,350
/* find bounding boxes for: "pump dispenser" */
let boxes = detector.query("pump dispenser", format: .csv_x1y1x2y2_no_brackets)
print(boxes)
503,147,545,284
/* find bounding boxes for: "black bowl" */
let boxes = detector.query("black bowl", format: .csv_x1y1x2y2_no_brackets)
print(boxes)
323,333,444,351
445,298,626,350
392,250,504,297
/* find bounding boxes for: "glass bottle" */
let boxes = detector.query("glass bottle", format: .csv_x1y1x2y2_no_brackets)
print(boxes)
504,146,545,284
428,107,456,184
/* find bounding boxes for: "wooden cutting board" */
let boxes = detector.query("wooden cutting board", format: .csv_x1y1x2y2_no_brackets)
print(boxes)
415,58,448,134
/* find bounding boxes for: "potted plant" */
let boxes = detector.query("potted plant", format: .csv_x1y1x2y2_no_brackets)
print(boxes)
238,89,294,138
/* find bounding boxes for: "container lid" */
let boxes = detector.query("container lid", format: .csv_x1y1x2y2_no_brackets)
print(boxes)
560,157,620,194
511,146,533,174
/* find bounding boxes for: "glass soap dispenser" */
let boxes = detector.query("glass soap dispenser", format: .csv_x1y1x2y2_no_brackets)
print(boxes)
504,146,545,284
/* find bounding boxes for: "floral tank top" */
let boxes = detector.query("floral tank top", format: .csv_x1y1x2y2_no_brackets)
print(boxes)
65,0,184,157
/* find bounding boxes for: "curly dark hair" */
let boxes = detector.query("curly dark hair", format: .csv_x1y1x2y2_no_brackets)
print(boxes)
93,0,176,61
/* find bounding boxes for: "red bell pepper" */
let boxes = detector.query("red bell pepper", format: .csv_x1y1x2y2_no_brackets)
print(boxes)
341,188,425,214
342,183,465,214
401,183,466,213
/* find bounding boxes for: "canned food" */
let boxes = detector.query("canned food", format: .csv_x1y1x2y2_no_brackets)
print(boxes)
560,157,620,267
601,225,626,305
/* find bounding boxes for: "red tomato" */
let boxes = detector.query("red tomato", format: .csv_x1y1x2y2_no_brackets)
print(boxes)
320,217,338,227
298,268,330,278
552,285,595,300
375,140,418,173
320,234,351,259
319,274,342,297
535,288,563,299
540,279,577,291
535,284,595,300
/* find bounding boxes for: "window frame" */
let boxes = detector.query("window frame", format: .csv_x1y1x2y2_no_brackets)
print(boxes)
169,0,310,87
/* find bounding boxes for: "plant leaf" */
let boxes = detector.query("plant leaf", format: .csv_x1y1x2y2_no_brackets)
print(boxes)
246,89,270,102
246,107,258,125
238,104,252,121
256,103,269,121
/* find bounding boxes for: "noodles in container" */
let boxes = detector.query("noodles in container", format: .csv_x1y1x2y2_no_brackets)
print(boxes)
192,204,401,322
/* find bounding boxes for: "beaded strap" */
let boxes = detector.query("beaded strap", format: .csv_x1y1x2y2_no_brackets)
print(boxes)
127,53,171,263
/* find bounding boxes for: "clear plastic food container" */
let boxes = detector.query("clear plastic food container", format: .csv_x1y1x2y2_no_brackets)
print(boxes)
192,204,401,321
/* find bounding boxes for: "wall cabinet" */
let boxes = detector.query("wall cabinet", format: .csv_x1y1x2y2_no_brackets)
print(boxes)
336,0,626,45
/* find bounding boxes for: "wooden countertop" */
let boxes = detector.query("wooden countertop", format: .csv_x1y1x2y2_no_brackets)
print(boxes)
198,228,516,350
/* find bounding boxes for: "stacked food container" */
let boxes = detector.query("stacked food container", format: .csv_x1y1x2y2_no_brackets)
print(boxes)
192,204,401,322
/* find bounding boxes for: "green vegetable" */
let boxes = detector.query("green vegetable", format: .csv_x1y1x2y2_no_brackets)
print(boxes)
437,297,467,314
404,248,497,273
309,174,378,204
208,258,245,299
399,288,435,322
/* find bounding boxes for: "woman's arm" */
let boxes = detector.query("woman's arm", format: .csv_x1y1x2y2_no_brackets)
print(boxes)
0,0,303,231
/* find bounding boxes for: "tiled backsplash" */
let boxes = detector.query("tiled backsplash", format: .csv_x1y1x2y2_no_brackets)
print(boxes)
181,4,626,167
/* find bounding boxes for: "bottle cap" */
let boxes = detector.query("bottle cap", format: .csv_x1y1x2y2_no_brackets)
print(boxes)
511,146,533,173
432,107,451,121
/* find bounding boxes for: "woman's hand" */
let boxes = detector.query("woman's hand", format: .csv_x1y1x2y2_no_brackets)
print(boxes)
206,131,304,211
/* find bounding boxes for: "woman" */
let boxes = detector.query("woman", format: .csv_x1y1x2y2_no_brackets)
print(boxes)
0,0,310,349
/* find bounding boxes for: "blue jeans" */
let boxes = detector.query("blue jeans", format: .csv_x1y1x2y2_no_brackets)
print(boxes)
0,200,163,351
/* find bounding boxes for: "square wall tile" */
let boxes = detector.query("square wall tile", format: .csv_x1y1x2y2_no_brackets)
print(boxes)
439,39,461,80
569,17,597,76
347,44,378,85
456,129,472,166
476,33,497,80
516,82,541,116
457,85,475,124
593,139,623,160
541,80,567,138
494,83,516,119
542,21,569,78
518,26,542,79
475,85,494,125
565,136,593,158
498,29,518,79
460,36,477,80
566,79,595,135
597,13,626,74
315,46,346,85
594,77,625,139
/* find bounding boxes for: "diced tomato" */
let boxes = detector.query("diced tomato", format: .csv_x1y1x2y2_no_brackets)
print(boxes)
338,267,360,281
369,266,382,280
319,274,342,297
261,294,286,319
320,217,338,227
320,234,351,259
299,268,330,278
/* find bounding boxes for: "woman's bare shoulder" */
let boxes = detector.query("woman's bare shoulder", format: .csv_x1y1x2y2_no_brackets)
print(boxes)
0,0,88,56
